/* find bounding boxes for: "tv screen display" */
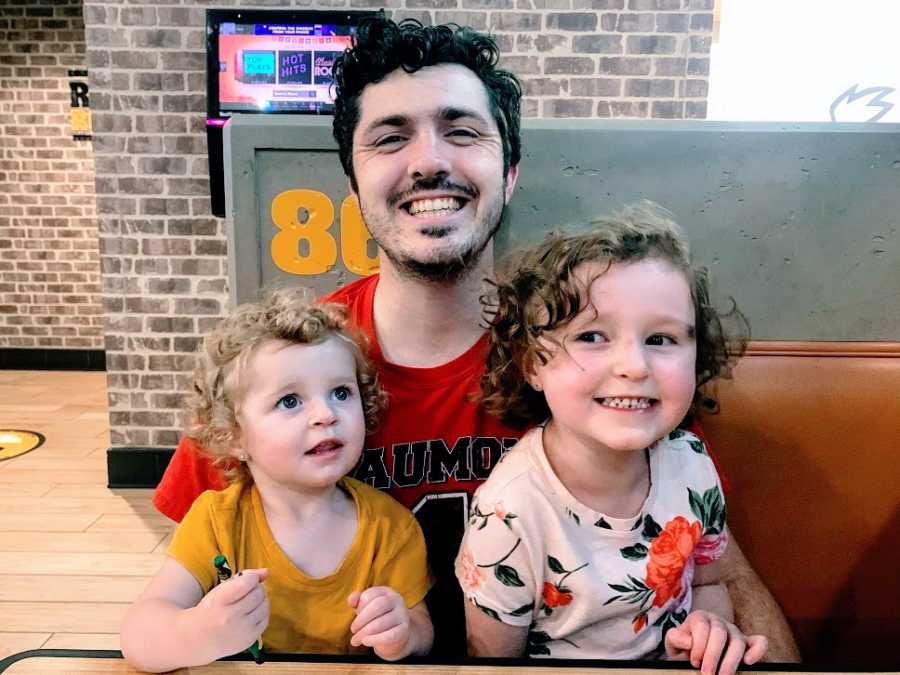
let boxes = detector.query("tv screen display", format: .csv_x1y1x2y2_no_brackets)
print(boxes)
206,9,373,117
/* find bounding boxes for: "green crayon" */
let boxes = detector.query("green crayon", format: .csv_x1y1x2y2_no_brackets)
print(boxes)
211,555,263,664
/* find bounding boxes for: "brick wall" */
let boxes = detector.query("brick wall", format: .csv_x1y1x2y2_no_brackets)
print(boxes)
82,0,713,449
0,0,103,350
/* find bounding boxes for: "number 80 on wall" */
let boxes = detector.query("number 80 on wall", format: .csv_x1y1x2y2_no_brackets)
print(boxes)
270,189,379,277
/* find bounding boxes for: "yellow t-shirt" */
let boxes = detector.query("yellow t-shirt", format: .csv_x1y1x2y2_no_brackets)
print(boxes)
167,477,432,655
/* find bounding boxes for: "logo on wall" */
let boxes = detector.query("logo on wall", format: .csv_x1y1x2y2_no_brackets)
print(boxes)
0,430,45,461
829,84,895,123
68,69,91,141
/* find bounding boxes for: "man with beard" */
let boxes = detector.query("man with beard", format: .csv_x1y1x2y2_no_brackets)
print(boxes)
153,16,799,661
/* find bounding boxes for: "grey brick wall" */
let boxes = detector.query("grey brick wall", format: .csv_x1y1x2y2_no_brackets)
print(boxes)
82,0,713,449
0,0,103,350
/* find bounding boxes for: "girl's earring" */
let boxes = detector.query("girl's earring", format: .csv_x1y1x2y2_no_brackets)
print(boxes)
239,453,248,462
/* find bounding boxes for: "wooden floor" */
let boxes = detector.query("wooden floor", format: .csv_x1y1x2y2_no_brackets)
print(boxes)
0,370,172,660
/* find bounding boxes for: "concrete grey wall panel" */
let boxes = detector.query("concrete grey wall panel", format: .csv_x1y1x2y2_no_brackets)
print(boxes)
225,116,900,341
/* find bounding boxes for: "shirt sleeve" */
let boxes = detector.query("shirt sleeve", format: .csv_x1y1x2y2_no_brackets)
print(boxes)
455,492,537,628
685,418,731,497
374,514,433,609
682,433,730,566
153,436,227,522
166,490,222,593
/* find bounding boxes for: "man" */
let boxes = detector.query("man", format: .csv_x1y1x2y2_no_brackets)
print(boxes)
154,16,799,661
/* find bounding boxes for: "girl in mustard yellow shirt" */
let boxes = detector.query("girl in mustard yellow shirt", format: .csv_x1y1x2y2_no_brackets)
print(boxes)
120,288,433,672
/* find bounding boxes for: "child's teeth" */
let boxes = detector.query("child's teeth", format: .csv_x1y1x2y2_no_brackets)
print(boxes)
601,397,651,409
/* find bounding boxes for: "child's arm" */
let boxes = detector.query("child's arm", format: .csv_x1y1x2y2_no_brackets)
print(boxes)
348,587,434,661
665,559,767,675
120,556,269,673
463,596,528,657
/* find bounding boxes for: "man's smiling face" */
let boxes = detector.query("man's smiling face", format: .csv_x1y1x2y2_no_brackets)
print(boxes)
350,64,518,282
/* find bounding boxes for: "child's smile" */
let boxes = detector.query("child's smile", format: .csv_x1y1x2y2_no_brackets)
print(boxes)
596,396,655,410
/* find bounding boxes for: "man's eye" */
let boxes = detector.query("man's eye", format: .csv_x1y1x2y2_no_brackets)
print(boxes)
448,128,478,139
332,386,352,402
574,331,606,344
647,334,676,346
276,394,300,410
374,134,405,147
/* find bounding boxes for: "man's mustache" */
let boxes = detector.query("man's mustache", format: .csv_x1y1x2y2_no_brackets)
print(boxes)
387,177,477,208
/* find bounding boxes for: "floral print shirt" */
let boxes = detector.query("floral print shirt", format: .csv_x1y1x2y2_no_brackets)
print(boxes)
455,427,728,660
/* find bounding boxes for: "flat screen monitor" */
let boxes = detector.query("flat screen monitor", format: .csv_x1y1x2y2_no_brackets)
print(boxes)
206,9,372,117
205,9,372,217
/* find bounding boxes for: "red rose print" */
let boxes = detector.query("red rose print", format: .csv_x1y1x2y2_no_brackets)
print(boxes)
645,516,701,607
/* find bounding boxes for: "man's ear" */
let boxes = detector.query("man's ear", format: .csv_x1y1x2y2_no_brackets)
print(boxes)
503,163,519,204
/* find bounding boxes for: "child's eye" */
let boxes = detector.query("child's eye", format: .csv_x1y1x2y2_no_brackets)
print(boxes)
574,331,607,344
332,386,352,402
276,394,301,410
646,334,676,346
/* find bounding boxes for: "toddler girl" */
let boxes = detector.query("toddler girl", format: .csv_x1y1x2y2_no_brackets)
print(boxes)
121,288,433,671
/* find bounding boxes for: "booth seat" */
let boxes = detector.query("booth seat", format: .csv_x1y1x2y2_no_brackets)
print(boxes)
698,341,899,668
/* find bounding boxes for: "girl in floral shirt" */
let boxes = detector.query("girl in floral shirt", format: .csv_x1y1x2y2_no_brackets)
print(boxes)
455,202,768,674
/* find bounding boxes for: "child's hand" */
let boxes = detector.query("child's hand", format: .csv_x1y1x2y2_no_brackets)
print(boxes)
191,568,270,662
348,587,412,661
665,609,767,675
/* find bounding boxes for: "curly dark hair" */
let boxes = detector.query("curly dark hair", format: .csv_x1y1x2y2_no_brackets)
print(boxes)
332,14,522,191
481,201,749,430
185,287,387,484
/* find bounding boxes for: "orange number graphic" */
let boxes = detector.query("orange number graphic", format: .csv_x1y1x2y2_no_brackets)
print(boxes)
340,195,378,277
270,189,337,275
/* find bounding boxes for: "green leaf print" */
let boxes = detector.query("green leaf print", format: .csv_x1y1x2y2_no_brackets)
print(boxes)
548,556,565,574
495,563,525,587
527,643,551,656
605,575,653,608
620,542,648,560
529,630,552,644
641,514,662,540
510,602,535,616
688,439,705,454
669,429,686,440
688,487,707,525
702,487,726,534
689,486,726,533
595,517,612,529
472,598,500,621
566,508,581,525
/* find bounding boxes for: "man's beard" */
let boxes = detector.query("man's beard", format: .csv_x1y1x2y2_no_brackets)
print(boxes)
385,203,504,283
363,179,508,284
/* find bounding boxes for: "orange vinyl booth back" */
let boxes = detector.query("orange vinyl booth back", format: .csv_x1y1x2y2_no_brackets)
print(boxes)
698,341,899,668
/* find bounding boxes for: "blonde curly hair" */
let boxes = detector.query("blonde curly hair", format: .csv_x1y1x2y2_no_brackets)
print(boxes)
481,201,748,429
185,287,386,484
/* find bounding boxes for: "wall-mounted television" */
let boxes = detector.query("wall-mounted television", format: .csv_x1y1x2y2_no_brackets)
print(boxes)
205,9,373,215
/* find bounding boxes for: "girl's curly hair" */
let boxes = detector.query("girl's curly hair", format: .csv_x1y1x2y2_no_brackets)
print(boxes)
481,201,748,429
332,14,522,191
184,287,386,484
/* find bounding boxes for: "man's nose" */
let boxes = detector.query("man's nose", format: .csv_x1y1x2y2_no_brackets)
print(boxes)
307,398,337,426
612,340,650,380
407,131,451,180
